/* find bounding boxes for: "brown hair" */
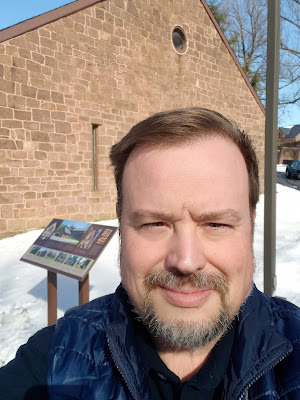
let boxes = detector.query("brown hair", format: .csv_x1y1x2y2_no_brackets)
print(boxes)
110,107,259,213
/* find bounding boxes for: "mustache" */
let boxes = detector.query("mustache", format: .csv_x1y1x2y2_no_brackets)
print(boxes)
144,270,229,296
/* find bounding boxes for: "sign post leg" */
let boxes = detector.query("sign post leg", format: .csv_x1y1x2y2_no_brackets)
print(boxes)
48,271,57,326
79,274,89,305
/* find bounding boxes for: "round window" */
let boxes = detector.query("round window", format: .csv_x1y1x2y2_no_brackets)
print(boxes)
172,26,187,54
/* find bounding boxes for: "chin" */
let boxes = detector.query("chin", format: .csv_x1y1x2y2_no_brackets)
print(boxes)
139,302,232,350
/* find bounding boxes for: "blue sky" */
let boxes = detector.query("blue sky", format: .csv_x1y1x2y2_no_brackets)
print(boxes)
0,0,299,127
0,0,75,30
278,104,300,127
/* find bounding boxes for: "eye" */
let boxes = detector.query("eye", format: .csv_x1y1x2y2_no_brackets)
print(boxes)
140,221,169,232
206,222,231,231
208,222,224,228
142,222,165,228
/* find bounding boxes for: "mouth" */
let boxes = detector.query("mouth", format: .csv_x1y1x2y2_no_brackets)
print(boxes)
159,285,212,308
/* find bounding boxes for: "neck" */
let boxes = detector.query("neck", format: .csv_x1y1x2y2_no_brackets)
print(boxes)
156,337,219,381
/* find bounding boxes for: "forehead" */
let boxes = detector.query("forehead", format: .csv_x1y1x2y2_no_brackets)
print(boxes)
124,137,245,175
122,138,249,213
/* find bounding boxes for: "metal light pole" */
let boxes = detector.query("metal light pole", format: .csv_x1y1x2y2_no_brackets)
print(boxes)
264,0,281,296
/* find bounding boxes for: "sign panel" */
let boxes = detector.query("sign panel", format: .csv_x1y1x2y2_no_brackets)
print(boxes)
21,219,117,280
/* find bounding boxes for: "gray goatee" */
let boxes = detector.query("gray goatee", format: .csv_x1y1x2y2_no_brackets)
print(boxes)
133,270,232,350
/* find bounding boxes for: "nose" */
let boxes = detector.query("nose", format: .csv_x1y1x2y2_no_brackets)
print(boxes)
166,226,206,275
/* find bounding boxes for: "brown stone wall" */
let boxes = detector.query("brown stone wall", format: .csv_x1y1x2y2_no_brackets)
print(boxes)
278,146,300,164
0,0,265,239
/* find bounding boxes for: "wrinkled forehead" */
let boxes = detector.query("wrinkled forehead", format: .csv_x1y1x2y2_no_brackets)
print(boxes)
122,138,249,206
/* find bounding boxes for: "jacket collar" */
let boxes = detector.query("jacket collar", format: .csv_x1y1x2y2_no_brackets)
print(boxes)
106,285,151,400
222,285,293,399
107,285,293,400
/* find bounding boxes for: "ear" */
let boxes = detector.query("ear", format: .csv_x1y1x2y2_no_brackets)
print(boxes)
251,209,256,232
116,203,121,220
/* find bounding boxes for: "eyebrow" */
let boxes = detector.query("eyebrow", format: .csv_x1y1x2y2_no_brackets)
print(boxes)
195,209,242,223
130,209,242,224
130,210,175,223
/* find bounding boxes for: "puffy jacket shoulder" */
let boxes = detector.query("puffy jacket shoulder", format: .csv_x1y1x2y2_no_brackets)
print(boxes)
223,288,300,400
48,287,149,400
244,292,300,400
271,295,300,339
264,296,300,399
48,293,115,397
60,292,114,327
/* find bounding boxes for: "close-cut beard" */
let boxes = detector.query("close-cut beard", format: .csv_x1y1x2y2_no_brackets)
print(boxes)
133,270,232,350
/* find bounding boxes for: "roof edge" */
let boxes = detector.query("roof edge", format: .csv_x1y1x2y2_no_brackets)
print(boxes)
201,0,265,115
0,0,104,44
0,0,265,116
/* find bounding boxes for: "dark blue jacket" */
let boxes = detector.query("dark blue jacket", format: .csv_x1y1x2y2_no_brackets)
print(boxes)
1,285,299,399
47,285,300,400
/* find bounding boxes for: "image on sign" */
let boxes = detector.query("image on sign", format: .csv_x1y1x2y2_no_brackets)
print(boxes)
50,220,91,245
20,219,117,280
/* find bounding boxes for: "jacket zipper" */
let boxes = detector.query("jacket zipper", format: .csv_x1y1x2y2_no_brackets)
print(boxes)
238,351,291,399
106,335,140,400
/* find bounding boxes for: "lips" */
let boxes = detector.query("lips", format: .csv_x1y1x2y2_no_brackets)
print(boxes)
160,285,212,307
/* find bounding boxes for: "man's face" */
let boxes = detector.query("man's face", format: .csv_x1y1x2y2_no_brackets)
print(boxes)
119,138,255,349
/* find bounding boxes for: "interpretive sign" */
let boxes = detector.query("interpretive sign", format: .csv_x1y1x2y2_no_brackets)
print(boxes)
21,219,117,281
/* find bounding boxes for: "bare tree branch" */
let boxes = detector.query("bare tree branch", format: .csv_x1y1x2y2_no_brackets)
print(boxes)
208,0,300,109
281,15,300,30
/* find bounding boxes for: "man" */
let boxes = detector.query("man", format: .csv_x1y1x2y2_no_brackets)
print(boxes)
1,108,299,399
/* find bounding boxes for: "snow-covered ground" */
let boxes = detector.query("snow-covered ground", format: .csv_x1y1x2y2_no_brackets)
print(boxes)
1,171,299,366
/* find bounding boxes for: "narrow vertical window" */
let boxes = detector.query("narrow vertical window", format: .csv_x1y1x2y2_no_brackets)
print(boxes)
92,124,98,191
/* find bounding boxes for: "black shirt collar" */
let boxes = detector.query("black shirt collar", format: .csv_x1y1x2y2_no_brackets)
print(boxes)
134,315,236,390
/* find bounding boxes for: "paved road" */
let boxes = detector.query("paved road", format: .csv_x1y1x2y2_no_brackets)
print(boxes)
277,170,300,191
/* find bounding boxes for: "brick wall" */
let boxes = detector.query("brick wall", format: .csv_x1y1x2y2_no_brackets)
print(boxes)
0,0,265,239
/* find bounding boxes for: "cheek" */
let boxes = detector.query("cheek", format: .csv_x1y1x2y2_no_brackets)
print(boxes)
121,239,150,276
219,242,254,305
119,232,164,304
121,229,166,271
207,238,254,282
